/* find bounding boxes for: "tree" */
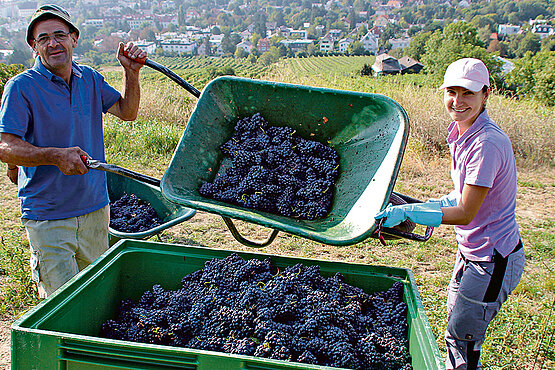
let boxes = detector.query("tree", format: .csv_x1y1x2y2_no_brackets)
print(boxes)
0,63,25,99
235,47,248,58
6,48,31,67
139,28,156,41
420,25,503,89
405,31,431,61
258,46,279,66
506,51,555,106
515,32,541,57
347,40,365,55
178,5,186,27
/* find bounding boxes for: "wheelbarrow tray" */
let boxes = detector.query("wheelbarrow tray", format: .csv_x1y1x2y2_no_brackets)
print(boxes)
106,171,195,242
161,76,409,246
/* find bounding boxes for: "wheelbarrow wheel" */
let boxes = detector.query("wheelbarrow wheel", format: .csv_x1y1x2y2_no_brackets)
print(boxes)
381,192,417,240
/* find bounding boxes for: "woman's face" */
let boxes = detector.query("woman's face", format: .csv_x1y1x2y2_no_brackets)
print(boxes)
443,86,489,129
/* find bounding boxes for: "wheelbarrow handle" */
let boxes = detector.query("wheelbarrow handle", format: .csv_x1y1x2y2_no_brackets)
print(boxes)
373,192,435,245
221,216,279,248
81,156,161,188
123,50,201,98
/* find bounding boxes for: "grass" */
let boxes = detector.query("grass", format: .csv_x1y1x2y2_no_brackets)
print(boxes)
2,55,554,368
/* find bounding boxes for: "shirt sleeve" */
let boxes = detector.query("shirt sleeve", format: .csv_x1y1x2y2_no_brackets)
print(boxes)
95,71,121,114
464,139,502,188
0,78,31,138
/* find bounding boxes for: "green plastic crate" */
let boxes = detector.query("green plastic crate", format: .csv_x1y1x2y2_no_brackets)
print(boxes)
11,240,445,369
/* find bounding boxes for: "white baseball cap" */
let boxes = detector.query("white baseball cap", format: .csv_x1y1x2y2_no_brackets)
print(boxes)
439,58,490,92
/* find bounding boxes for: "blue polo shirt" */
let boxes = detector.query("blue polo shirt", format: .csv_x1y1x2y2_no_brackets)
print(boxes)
0,57,121,220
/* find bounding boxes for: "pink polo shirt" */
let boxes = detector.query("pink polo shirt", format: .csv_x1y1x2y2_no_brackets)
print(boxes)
447,110,520,261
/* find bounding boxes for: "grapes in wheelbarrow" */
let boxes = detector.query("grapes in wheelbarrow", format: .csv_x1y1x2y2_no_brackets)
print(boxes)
110,193,163,233
199,113,340,220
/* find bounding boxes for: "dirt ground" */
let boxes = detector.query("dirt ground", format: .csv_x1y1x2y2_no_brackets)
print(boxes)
0,158,553,368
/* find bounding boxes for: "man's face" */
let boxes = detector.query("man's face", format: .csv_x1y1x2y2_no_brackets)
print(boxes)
30,18,78,74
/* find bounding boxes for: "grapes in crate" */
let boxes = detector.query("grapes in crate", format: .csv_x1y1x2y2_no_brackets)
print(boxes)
100,253,412,369
199,113,340,220
110,193,163,233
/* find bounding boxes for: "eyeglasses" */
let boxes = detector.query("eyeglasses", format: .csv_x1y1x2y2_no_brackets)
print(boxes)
34,31,71,46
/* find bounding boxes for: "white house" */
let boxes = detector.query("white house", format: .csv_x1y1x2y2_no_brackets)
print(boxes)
360,32,379,54
389,37,411,50
160,39,197,54
83,19,104,28
498,24,521,36
319,34,334,52
135,40,157,54
338,38,354,53
532,24,555,39
236,40,253,53
279,39,314,52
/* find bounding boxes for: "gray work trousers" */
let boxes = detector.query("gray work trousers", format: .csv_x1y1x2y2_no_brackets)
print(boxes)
445,241,525,369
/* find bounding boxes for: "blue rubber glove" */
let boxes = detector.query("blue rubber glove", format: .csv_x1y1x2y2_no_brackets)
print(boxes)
375,201,443,227
428,190,459,207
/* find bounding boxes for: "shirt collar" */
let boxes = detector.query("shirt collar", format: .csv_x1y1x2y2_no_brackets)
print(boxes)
447,109,490,146
33,56,83,81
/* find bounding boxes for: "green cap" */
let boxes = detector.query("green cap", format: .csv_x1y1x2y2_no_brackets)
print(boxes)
26,4,79,46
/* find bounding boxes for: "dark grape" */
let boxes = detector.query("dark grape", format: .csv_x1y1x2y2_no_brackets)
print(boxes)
199,114,340,220
100,254,412,369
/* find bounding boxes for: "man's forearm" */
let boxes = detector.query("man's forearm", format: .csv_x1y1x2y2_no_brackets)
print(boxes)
117,68,141,121
0,134,60,167
0,133,88,175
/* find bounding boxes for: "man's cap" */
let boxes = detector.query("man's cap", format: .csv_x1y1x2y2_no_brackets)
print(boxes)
439,58,490,92
26,4,79,46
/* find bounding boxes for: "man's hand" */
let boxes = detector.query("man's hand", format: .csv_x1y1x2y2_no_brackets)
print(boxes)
117,42,147,73
53,147,90,176
7,165,17,185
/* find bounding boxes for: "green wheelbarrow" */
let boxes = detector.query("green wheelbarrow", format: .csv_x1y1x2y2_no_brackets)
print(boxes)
126,57,434,247
105,171,195,245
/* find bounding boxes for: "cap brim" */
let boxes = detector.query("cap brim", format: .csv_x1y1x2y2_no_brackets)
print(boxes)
439,78,485,92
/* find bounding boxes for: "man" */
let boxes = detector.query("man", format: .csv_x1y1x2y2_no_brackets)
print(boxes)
0,4,147,298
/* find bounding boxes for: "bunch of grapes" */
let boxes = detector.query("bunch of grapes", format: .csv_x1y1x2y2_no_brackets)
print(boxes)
100,253,412,369
109,193,162,233
199,113,340,220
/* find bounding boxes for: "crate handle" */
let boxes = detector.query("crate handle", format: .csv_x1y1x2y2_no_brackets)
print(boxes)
222,216,279,248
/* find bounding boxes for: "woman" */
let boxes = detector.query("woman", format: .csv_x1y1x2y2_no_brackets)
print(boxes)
375,58,525,370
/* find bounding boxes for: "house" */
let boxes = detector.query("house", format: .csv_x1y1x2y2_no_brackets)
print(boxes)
338,38,354,53
126,16,155,30
389,37,411,50
532,24,555,39
135,40,157,54
360,32,379,54
386,0,402,8
83,19,104,28
279,39,314,52
328,29,343,41
236,40,253,53
290,29,308,39
498,24,521,36
160,39,197,54
315,25,325,37
372,53,401,75
319,34,334,52
257,38,271,53
374,15,389,28
399,56,423,74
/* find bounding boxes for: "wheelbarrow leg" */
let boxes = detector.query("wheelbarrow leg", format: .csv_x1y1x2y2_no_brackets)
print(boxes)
222,217,279,248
